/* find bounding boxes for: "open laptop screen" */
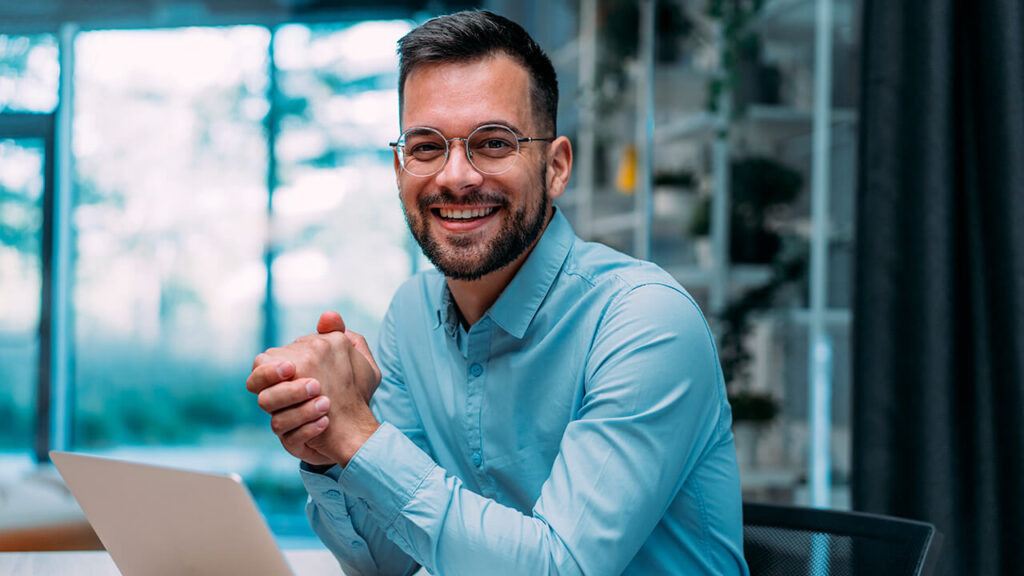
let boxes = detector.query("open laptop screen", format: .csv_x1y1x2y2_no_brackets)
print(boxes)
50,451,294,576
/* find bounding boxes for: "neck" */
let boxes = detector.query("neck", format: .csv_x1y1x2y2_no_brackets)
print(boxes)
446,265,519,328
446,207,553,328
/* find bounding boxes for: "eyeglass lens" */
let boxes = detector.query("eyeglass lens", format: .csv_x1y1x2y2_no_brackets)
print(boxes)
399,125,520,176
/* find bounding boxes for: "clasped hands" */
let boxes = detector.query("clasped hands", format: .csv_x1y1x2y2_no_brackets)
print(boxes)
246,311,381,468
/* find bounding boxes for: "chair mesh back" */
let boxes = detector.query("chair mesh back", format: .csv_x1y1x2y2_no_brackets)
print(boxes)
744,524,929,576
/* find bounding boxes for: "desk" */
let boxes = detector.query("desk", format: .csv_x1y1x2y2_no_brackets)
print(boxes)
0,550,346,576
0,472,102,551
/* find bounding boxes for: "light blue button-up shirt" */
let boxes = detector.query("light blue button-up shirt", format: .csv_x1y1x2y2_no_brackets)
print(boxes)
301,209,749,576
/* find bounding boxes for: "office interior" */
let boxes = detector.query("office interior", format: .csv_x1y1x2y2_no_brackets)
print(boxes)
1,0,1020,574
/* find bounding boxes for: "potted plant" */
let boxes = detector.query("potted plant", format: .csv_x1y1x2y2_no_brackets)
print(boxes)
719,240,807,464
729,156,803,263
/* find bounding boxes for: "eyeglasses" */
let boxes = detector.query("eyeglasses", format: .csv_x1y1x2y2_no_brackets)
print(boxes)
389,124,554,177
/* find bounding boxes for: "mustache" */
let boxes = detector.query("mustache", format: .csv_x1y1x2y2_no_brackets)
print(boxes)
418,190,510,210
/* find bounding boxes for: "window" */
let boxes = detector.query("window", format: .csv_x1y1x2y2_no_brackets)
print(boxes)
0,33,59,113
71,26,271,450
58,21,414,543
0,18,420,542
271,20,414,346
0,138,45,457
0,32,58,474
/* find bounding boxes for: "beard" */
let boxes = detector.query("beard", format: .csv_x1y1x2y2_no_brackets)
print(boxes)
403,166,550,281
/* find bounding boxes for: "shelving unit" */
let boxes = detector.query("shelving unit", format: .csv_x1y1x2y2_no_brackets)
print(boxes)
551,0,862,508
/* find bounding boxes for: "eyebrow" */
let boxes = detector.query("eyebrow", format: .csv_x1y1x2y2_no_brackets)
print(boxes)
405,120,528,136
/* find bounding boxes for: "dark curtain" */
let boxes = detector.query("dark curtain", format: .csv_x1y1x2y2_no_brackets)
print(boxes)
853,1,1024,575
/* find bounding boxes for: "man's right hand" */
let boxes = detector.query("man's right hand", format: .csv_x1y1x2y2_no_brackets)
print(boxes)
246,312,382,467
247,359,334,466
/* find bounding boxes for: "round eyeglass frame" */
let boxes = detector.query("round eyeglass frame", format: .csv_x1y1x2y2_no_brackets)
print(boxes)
389,124,554,177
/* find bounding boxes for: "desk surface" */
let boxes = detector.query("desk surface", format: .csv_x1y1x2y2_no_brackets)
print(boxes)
0,549,346,576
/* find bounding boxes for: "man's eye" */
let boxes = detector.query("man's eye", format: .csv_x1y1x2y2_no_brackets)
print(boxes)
476,139,513,151
410,142,444,155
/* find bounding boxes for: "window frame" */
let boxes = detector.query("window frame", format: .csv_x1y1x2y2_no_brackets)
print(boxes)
0,111,56,462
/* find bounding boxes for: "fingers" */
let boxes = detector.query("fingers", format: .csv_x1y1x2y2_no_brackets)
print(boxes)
317,311,346,334
282,416,328,447
246,359,295,394
252,351,294,371
280,417,333,466
253,331,350,384
288,331,352,375
257,378,321,413
269,396,331,437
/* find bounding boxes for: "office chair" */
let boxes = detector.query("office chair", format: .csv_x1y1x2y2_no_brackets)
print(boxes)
743,502,943,576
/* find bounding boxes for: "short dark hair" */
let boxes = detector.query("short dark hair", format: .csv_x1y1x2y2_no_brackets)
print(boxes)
397,10,559,134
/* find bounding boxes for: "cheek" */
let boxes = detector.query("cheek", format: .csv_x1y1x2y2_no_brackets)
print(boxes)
397,180,419,209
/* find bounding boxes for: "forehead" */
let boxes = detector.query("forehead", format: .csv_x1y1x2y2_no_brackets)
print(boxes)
401,55,534,134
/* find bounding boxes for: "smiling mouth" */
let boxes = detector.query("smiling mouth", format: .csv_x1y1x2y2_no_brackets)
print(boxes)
435,206,498,222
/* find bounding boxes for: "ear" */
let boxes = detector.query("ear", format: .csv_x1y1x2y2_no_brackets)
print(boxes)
544,136,572,201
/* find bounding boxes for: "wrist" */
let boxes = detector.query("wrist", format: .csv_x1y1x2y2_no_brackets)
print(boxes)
307,410,380,467
336,420,381,467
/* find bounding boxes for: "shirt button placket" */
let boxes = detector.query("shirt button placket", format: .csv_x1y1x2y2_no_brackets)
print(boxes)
466,323,489,476
468,359,485,470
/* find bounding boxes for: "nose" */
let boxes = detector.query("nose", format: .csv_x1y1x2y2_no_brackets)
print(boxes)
433,139,484,193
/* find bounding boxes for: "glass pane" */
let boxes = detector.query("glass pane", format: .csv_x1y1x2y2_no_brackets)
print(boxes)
0,138,44,462
272,21,415,346
71,28,270,453
0,34,59,113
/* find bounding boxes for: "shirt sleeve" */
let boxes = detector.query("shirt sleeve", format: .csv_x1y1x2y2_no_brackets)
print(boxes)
314,283,729,576
301,296,430,576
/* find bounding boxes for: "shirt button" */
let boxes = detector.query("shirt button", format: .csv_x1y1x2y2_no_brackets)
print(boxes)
470,363,483,377
351,540,363,548
472,451,482,467
325,490,341,499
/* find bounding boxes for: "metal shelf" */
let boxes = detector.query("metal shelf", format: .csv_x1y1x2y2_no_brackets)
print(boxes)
559,0,857,508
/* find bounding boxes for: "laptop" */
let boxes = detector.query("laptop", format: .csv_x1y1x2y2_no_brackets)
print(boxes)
50,451,295,576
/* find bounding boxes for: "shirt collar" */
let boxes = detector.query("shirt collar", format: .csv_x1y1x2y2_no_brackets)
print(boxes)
488,207,573,339
433,207,574,340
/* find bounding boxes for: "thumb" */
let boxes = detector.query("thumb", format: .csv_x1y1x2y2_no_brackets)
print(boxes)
316,311,346,334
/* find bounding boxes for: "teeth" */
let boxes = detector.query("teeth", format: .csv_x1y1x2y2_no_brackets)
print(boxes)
439,207,496,220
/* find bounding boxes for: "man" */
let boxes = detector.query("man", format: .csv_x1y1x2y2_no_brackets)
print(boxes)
247,10,749,576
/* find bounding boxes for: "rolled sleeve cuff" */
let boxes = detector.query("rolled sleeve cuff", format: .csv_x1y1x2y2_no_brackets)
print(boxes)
301,462,378,571
300,463,348,517
337,421,438,528
300,460,342,480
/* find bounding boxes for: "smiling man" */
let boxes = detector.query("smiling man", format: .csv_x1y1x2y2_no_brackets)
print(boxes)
246,10,749,576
